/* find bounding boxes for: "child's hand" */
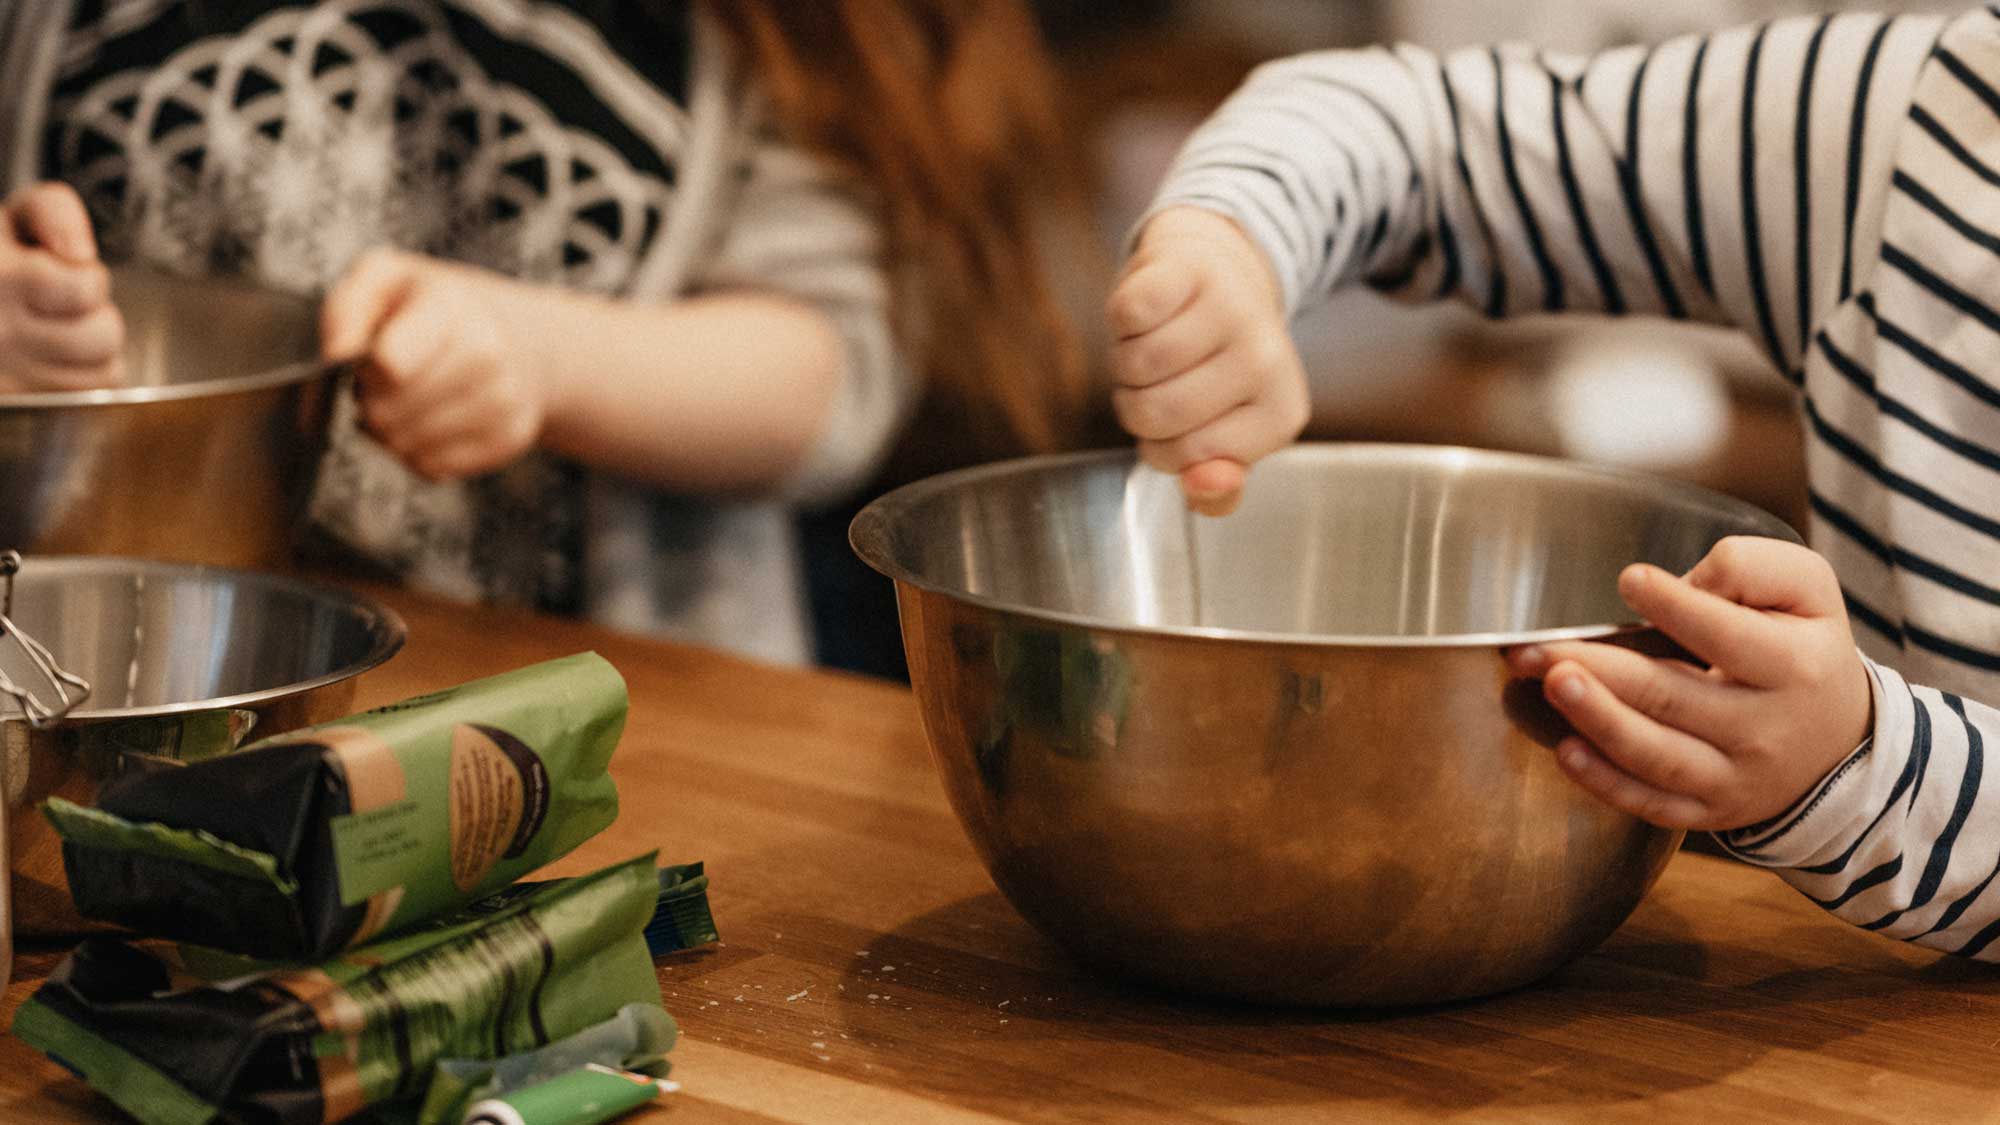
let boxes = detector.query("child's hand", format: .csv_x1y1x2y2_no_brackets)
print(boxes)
322,250,557,481
0,183,124,392
1504,537,1873,832
1106,206,1309,517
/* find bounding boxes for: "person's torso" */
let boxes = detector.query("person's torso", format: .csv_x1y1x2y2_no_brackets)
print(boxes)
42,0,711,617
45,0,692,295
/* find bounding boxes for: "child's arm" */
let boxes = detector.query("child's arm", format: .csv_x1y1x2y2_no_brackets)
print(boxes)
1113,13,1948,506
673,129,917,505
1128,13,2000,961
1165,12,1945,343
1721,663,2000,960
321,129,913,498
321,254,858,491
1505,538,2000,962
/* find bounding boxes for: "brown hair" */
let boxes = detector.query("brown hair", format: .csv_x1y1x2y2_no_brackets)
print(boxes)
704,0,1094,464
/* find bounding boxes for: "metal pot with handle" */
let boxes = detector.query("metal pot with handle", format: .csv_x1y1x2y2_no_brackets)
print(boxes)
0,553,405,983
0,265,341,571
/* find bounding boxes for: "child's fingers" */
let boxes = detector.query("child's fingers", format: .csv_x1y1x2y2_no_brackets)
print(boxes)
1112,354,1254,442
7,183,98,263
1549,736,1713,830
1616,563,1798,688
1683,536,1844,618
1135,391,1305,479
0,355,125,392
404,414,535,481
1106,258,1199,341
407,441,489,482
1541,660,1734,803
373,391,500,463
11,304,124,367
1509,640,1752,748
410,441,511,482
322,249,418,360
1108,296,1227,389
1181,459,1245,516
366,296,455,396
14,252,111,317
359,350,479,438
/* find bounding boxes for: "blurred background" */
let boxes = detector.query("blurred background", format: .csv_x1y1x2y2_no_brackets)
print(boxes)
808,0,1955,680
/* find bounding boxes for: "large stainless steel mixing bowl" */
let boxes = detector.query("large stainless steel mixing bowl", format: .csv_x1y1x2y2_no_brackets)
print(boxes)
0,557,405,947
0,266,337,570
851,444,1801,1006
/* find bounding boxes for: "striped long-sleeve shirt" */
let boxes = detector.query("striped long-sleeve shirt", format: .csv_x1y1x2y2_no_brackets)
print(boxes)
1149,7,2000,959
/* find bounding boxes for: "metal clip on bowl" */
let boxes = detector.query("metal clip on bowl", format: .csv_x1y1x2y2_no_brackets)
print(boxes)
0,549,94,983
0,550,90,728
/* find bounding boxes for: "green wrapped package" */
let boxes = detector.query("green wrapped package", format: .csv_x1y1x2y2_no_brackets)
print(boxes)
493,862,717,960
11,853,676,1125
43,653,625,960
464,1064,674,1125
411,1005,678,1125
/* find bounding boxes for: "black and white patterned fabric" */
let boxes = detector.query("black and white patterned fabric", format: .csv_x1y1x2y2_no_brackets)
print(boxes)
45,0,692,610
2,0,916,662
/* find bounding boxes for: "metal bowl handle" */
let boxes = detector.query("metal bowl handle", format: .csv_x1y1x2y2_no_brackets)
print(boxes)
0,551,90,728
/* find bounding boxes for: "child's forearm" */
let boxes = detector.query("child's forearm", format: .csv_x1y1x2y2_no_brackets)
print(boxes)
1720,659,2000,959
1145,46,1435,317
661,134,916,504
325,134,914,501
1150,14,1943,365
526,287,856,496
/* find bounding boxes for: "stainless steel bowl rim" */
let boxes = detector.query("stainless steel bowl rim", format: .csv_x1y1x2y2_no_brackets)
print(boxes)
849,443,1799,650
6,556,406,722
0,359,336,410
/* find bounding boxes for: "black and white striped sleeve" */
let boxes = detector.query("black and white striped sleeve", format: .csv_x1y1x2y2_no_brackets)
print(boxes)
1719,660,2000,960
1145,13,1946,370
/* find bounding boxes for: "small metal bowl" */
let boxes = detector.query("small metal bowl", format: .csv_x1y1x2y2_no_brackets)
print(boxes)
0,266,338,570
852,444,1799,1006
1,557,405,940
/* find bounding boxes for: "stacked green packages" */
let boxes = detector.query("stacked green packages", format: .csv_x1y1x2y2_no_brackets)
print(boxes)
13,854,688,1125
13,653,723,1123
44,653,626,960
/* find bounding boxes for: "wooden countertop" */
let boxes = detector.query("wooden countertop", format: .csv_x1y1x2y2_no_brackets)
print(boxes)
6,586,2000,1123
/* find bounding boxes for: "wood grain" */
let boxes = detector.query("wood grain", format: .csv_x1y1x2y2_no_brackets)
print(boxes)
5,584,1998,1123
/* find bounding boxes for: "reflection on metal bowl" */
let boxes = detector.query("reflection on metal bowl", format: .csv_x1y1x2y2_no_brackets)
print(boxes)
1,557,404,940
0,266,337,570
852,444,1800,1006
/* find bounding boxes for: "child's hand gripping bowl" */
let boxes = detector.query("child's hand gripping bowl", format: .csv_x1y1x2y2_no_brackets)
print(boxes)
1507,536,1874,832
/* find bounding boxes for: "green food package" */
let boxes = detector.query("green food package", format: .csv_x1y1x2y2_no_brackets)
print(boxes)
11,853,674,1125
43,653,626,960
409,1003,678,1125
